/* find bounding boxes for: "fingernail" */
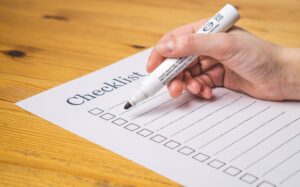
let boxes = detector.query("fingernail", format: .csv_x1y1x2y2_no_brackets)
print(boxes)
156,40,173,53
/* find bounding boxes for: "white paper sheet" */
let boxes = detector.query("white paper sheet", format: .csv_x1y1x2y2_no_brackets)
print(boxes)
17,49,300,187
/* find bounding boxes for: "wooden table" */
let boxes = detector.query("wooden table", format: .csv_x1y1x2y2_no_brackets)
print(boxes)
1,0,299,186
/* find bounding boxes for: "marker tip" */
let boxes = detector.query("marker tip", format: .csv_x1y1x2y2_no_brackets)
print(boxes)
124,102,132,110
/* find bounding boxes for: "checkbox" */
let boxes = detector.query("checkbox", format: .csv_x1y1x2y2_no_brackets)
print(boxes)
88,108,104,115
240,173,258,184
150,134,166,143
164,140,180,149
223,166,241,176
112,118,127,126
192,152,210,162
124,123,140,131
257,181,276,187
137,129,153,137
178,146,195,156
208,159,225,169
100,113,115,120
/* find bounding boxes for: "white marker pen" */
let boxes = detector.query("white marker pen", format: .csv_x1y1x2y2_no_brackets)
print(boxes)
124,4,240,109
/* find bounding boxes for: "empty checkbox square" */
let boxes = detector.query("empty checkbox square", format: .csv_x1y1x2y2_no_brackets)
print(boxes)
137,129,153,137
257,181,276,187
124,123,140,131
112,118,127,126
100,113,115,120
208,159,225,169
150,134,166,143
240,173,258,184
223,166,241,176
164,140,180,149
88,108,104,115
192,152,210,162
178,146,195,155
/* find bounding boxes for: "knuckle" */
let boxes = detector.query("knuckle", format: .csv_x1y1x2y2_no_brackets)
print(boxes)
160,32,174,43
184,34,194,49
174,34,194,54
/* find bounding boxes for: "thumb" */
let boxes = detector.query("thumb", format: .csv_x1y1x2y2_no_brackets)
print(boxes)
155,32,236,62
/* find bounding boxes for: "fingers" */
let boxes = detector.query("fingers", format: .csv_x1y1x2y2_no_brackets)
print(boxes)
167,72,184,98
199,64,225,87
183,64,225,99
185,71,213,99
156,32,236,63
167,57,224,99
186,56,218,76
185,76,212,99
185,71,201,94
147,19,208,73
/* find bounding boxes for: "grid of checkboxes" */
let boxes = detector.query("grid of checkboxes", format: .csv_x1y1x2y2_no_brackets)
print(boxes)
87,107,275,186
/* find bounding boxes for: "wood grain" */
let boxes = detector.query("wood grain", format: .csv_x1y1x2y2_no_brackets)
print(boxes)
0,0,299,186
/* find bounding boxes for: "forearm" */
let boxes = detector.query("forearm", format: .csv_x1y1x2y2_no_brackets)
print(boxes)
279,47,300,100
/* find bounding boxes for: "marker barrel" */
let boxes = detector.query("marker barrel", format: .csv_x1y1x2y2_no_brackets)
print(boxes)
127,4,240,107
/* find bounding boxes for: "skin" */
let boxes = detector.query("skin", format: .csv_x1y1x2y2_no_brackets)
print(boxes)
147,19,300,101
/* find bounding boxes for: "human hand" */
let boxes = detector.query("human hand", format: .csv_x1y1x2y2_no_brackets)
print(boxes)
147,20,300,101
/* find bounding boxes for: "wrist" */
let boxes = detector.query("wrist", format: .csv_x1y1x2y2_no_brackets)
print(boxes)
278,47,300,100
